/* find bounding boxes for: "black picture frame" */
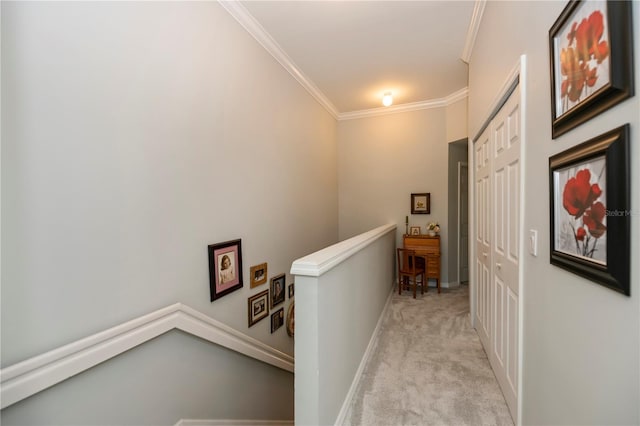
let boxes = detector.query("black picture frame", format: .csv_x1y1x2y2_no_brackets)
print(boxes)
270,273,286,308
549,124,630,295
549,0,634,139
208,239,243,301
411,193,431,214
288,283,294,299
271,308,284,333
248,289,269,327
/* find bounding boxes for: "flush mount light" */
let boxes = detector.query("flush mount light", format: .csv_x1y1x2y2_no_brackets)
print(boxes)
382,92,393,107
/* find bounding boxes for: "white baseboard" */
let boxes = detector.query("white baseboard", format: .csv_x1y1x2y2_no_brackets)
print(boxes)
333,281,395,425
176,420,293,426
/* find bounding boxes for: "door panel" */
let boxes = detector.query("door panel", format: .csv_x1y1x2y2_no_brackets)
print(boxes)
491,85,520,417
474,127,491,349
473,84,521,421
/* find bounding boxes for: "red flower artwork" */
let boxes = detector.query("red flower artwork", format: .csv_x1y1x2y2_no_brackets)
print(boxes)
562,168,606,258
559,9,610,113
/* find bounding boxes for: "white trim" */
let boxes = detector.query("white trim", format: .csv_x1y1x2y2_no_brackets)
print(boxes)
338,88,468,121
176,420,294,426
469,55,525,425
334,283,395,425
461,0,487,63
218,0,339,119
290,223,396,277
1,303,294,409
516,54,527,426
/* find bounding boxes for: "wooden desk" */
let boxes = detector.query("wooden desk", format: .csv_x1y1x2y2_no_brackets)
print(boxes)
403,234,441,292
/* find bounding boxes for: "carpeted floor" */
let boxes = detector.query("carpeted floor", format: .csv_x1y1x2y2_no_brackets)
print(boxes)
344,284,514,426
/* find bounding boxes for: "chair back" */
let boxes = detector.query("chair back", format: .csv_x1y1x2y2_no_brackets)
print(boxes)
397,248,418,274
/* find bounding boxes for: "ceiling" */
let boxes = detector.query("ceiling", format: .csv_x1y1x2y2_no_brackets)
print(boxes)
232,1,480,117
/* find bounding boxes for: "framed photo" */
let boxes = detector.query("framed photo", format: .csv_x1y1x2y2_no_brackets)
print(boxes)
250,263,268,288
411,193,430,214
409,226,421,236
208,239,243,302
549,124,630,295
549,0,634,138
270,274,286,308
286,300,295,337
271,308,284,333
248,290,269,327
288,283,294,299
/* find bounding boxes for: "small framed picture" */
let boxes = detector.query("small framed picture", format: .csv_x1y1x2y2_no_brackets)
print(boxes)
250,263,268,288
549,124,630,295
248,290,269,327
270,274,286,308
409,226,421,236
549,0,634,138
208,239,243,302
288,283,294,299
286,300,295,337
271,308,284,333
411,193,430,214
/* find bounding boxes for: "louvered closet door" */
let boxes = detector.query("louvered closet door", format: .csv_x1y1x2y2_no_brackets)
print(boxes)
490,84,520,418
474,125,492,351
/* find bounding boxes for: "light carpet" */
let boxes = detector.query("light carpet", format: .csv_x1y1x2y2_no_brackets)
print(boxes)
344,284,514,426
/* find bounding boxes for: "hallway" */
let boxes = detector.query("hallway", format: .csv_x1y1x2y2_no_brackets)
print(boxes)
344,284,513,426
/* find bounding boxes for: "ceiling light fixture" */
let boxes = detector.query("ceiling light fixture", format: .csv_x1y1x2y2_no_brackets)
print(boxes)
382,92,393,107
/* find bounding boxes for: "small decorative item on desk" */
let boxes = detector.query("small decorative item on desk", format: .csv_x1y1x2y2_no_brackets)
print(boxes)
405,215,409,235
427,222,440,237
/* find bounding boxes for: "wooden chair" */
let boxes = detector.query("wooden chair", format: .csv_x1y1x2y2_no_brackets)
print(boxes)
397,248,426,298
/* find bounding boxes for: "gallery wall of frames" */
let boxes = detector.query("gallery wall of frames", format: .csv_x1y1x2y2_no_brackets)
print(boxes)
208,239,295,336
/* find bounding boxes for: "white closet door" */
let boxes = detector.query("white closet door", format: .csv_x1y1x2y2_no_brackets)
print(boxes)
490,84,520,418
474,126,492,350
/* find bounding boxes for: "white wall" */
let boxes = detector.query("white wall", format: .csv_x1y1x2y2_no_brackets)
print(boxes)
337,109,451,283
2,1,337,420
469,2,639,424
1,330,294,425
446,97,468,143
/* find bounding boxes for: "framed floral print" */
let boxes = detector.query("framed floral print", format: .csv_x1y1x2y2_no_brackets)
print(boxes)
549,0,634,138
549,124,630,295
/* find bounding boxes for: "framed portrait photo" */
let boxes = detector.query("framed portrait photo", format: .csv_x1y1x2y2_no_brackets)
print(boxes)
549,124,630,295
409,226,421,236
411,193,431,214
248,290,269,327
549,0,634,138
270,273,286,309
288,283,294,299
208,239,243,302
271,308,284,333
250,262,268,288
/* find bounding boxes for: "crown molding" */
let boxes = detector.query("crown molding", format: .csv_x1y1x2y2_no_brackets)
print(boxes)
338,87,468,121
218,0,340,118
461,0,487,63
219,1,470,121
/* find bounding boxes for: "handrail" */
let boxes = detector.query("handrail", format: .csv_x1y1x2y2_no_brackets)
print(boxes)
0,303,294,409
290,223,396,277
